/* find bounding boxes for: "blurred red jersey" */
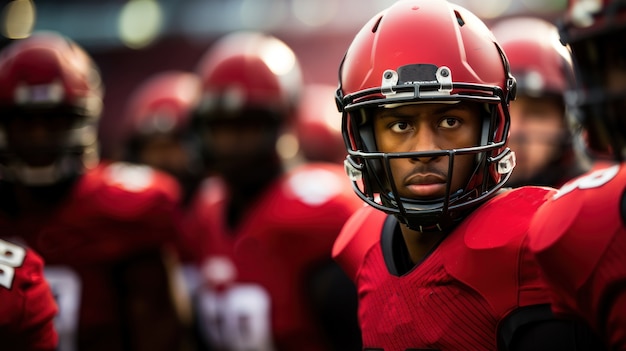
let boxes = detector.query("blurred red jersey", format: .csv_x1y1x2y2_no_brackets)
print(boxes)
185,162,363,351
0,161,187,351
529,162,626,349
0,239,58,351
333,186,557,350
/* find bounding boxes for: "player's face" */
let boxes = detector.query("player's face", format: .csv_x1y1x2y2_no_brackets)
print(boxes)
507,95,565,185
137,134,191,178
204,110,280,180
4,109,76,167
373,102,482,200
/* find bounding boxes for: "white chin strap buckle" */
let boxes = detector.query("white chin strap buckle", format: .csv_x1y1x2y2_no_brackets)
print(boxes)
497,151,516,175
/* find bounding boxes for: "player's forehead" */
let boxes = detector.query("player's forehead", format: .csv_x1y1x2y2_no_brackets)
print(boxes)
373,101,482,119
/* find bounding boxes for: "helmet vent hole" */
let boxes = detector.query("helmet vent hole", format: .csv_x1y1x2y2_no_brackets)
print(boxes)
372,15,383,33
454,10,465,26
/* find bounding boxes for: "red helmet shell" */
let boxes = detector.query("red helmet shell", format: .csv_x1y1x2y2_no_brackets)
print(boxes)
195,31,302,120
0,31,103,119
123,70,200,141
339,1,511,103
491,16,574,97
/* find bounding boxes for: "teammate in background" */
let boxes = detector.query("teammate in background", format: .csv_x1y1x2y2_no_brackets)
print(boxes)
119,70,204,209
118,70,207,350
294,84,346,165
0,31,192,351
528,0,626,349
184,31,363,351
490,16,591,188
0,239,58,351
331,0,605,349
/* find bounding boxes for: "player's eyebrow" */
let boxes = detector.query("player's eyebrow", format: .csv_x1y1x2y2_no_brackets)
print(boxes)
376,102,475,119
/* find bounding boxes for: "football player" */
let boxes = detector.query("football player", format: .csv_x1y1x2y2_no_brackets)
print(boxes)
184,31,364,351
332,0,605,350
0,31,192,351
0,238,58,351
528,0,626,349
491,16,592,188
119,70,204,209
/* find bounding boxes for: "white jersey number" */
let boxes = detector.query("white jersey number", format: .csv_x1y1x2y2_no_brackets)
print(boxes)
0,239,26,289
45,266,82,351
197,284,276,351
554,164,620,200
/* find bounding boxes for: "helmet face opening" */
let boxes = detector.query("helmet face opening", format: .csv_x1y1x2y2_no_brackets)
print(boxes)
337,0,517,232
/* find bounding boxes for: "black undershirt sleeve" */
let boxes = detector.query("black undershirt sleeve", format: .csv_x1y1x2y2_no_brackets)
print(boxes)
306,259,362,351
498,304,607,351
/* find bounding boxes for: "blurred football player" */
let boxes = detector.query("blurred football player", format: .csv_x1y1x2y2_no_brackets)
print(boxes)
528,0,626,349
119,70,203,208
332,0,605,349
184,31,363,351
294,83,346,165
0,31,192,351
491,16,591,188
0,238,58,351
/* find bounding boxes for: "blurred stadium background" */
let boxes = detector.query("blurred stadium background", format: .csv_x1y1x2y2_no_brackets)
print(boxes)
0,0,567,158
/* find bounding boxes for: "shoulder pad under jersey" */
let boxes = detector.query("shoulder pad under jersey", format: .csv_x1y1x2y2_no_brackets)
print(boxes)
284,162,357,207
0,239,58,337
442,186,557,315
74,162,181,220
529,164,624,293
333,205,385,280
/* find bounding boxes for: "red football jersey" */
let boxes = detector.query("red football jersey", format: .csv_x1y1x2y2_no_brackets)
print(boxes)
333,186,557,351
0,161,187,351
185,162,363,351
0,239,58,351
528,163,626,349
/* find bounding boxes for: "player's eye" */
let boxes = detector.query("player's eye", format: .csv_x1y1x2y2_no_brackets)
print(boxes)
439,117,460,129
390,121,411,133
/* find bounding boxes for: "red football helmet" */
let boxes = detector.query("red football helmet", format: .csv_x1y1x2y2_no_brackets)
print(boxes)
0,31,103,185
295,84,345,164
191,31,303,176
122,70,200,148
194,31,302,123
491,16,575,98
559,0,626,161
336,0,517,231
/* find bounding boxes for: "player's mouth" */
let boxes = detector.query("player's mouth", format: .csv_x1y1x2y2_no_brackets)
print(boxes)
405,173,447,198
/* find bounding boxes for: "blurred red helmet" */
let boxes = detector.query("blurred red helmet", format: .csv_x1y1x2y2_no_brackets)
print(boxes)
295,84,345,164
122,70,200,142
194,31,302,123
491,16,575,98
0,31,103,185
336,0,517,232
0,31,103,117
559,0,626,160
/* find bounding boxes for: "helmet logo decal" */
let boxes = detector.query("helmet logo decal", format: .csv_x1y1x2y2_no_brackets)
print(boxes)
381,64,453,98
14,80,65,105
